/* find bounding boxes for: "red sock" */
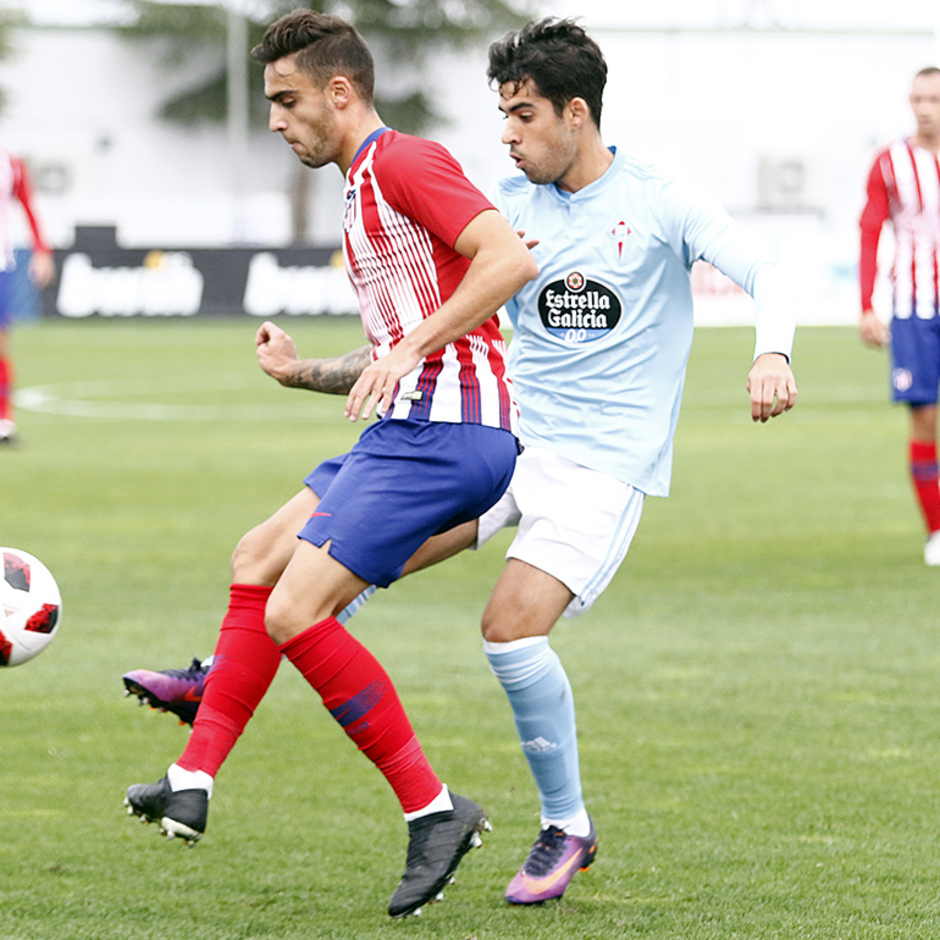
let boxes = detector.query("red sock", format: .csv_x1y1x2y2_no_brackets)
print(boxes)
280,617,443,813
177,583,279,777
0,353,12,421
909,439,940,534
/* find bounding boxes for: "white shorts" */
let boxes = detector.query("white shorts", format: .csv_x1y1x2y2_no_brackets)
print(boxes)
477,446,645,618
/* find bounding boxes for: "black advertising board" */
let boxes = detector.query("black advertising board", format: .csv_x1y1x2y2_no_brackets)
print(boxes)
40,227,358,319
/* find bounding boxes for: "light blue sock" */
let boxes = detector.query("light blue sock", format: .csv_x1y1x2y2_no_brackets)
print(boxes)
484,636,584,823
337,584,376,624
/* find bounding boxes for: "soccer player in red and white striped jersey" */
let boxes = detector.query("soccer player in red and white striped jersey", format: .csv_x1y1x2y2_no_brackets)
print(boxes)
0,149,54,442
122,10,538,918
859,66,940,564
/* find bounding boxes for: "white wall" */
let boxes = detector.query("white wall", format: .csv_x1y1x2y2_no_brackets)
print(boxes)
0,26,326,247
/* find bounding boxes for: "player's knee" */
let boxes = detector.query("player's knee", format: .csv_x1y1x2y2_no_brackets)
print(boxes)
264,588,335,645
230,531,260,582
481,611,517,644
263,593,294,645
231,527,279,586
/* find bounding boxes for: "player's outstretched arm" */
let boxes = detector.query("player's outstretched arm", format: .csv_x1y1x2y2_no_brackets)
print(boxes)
256,320,370,394
746,352,798,423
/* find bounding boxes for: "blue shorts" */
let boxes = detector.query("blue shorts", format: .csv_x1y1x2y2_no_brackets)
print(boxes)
890,315,940,405
300,418,518,587
0,270,13,331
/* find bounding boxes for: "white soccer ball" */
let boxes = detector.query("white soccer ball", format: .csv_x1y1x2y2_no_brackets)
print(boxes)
0,548,62,667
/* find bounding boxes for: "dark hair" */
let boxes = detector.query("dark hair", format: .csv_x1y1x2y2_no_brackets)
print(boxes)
487,18,607,129
251,9,374,102
915,66,940,79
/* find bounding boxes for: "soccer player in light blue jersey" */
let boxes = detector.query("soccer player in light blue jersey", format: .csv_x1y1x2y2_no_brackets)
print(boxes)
125,16,797,908
436,17,796,904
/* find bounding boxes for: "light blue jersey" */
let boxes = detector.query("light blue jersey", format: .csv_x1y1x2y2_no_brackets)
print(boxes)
492,147,793,497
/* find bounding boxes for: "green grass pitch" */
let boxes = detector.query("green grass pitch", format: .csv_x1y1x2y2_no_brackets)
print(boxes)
2,318,939,939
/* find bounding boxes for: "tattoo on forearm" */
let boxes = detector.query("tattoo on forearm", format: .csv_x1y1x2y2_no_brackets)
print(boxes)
285,345,371,394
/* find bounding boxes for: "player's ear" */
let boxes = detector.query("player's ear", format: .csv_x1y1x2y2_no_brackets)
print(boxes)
566,97,590,129
327,75,354,108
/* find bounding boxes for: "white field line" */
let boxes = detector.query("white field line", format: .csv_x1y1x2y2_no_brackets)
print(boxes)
15,375,328,422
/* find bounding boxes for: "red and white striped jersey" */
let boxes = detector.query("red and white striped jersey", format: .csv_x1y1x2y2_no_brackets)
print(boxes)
860,139,940,319
343,129,516,432
0,149,49,271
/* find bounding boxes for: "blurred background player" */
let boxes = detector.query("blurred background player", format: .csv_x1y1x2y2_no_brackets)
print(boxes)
859,66,940,565
0,147,54,443
125,17,797,908
122,10,536,919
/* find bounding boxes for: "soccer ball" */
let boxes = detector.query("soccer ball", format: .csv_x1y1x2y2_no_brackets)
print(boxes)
0,547,62,667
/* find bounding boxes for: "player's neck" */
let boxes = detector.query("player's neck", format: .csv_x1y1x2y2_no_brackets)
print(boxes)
911,131,940,155
338,110,386,175
555,137,614,194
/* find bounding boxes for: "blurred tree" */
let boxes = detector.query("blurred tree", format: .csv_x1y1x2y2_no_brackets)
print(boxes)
114,0,537,241
0,9,27,115
119,1,535,131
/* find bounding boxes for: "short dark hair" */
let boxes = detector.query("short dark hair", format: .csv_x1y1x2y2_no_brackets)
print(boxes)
487,18,607,129
915,66,940,80
251,9,375,103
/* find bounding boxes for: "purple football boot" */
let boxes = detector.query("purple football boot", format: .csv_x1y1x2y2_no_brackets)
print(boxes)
122,657,208,726
505,818,598,904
